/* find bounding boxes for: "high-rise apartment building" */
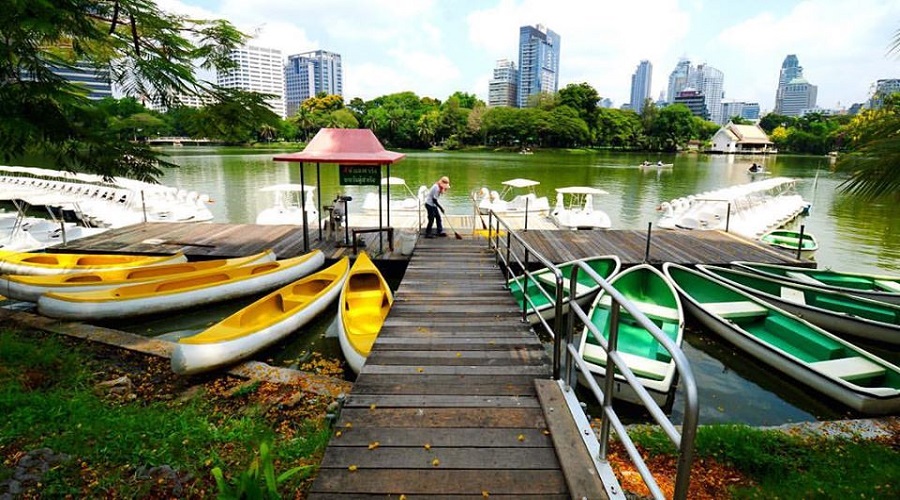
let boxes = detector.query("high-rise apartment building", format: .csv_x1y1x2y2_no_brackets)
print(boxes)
780,77,818,116
517,24,560,108
722,101,760,121
688,63,725,124
629,60,652,113
488,59,518,107
51,62,113,100
285,50,343,117
673,88,709,120
667,58,692,104
217,45,286,118
868,79,900,109
774,54,803,115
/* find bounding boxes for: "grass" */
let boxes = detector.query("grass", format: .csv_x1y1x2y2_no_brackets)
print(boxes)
627,423,899,498
0,327,334,497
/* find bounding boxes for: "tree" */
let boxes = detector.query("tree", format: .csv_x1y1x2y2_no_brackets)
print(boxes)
558,83,601,142
835,92,900,198
0,0,246,181
650,104,695,151
193,88,280,144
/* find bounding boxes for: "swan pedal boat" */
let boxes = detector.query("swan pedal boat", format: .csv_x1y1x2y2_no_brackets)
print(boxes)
578,264,684,407
171,257,350,375
731,261,900,305
697,264,900,346
664,263,900,415
507,255,621,326
0,250,187,276
37,250,324,320
0,250,275,302
338,252,393,374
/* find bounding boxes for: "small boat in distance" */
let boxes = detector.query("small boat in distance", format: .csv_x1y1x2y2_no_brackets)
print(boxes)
639,161,673,169
506,255,621,326
338,252,394,374
759,229,819,259
578,264,684,407
731,261,900,305
663,262,900,415
171,257,350,375
697,264,900,346
550,186,612,230
256,184,319,226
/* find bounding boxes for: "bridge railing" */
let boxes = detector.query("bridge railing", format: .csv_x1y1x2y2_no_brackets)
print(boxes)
483,211,699,500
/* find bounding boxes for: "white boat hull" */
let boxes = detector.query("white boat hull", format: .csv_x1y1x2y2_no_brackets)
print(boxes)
37,253,324,320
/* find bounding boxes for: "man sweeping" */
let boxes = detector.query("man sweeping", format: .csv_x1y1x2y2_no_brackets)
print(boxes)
424,176,450,238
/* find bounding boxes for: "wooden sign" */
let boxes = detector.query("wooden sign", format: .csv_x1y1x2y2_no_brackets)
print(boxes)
339,165,380,186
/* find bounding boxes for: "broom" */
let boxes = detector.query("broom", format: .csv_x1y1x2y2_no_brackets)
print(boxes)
441,209,463,239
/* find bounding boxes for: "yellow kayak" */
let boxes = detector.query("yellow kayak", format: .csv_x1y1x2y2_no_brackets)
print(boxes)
337,252,393,374
37,250,325,320
171,257,350,375
0,250,275,302
0,250,187,276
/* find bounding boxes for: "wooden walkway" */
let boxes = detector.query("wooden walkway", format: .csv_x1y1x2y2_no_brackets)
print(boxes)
309,236,605,498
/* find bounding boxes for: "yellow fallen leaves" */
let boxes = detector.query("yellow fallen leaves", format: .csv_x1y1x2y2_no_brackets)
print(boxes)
423,443,431,450
368,441,380,450
335,430,343,437
431,458,440,467
348,464,358,472
416,367,425,373
517,434,525,442
370,403,377,410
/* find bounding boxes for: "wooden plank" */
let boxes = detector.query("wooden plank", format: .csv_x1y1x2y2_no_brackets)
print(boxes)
360,365,549,376
343,394,542,409
350,374,538,396
535,379,609,499
336,407,548,429
326,427,551,447
309,469,568,496
320,446,560,469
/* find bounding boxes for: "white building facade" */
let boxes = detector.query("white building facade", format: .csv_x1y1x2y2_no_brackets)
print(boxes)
217,45,286,118
488,59,518,107
285,50,343,117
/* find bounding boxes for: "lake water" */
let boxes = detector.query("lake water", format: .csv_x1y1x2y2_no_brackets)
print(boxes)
125,147,899,425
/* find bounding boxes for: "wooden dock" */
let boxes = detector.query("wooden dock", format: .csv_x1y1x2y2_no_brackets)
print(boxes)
309,236,605,498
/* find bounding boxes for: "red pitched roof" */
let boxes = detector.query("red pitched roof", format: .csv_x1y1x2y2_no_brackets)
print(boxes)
273,128,405,164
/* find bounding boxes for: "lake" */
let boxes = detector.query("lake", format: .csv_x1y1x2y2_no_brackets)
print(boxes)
126,147,899,425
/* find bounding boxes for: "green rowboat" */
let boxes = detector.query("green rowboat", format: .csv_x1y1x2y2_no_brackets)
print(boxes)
507,255,621,326
759,229,818,259
664,263,900,415
732,261,900,305
579,264,684,407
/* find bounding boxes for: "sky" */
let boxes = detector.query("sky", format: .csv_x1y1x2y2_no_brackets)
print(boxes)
160,0,900,113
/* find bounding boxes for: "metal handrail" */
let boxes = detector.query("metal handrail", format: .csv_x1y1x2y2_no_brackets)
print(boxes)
484,210,699,500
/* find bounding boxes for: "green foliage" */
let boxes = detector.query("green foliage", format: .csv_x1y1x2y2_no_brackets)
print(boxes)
836,92,900,199
212,442,314,500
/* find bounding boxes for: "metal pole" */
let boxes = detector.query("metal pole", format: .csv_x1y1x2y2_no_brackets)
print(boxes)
524,197,529,231
725,202,731,232
797,224,806,260
141,190,147,223
644,222,652,262
316,163,322,241
300,163,309,253
598,299,620,460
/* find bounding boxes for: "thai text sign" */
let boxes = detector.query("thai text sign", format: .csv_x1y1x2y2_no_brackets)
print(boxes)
339,165,380,186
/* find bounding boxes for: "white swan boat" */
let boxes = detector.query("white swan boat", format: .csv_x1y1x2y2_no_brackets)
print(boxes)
361,177,427,214
474,178,550,217
550,186,611,230
256,184,319,225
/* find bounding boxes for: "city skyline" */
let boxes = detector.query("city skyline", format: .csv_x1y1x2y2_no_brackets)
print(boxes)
160,0,899,113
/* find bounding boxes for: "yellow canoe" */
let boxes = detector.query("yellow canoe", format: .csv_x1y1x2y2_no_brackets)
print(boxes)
171,257,350,375
0,250,275,302
337,252,393,374
37,250,325,320
0,250,187,276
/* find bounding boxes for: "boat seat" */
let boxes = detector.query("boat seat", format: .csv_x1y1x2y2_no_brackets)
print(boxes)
808,356,886,382
763,315,842,360
536,273,592,296
582,343,670,381
705,301,768,319
874,279,900,293
599,295,679,321
810,295,897,323
785,271,825,286
780,286,807,305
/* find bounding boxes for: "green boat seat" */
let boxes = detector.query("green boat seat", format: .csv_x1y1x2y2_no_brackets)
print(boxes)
811,295,897,324
874,279,900,293
582,343,670,381
706,301,768,319
598,296,679,321
763,315,842,360
808,356,886,382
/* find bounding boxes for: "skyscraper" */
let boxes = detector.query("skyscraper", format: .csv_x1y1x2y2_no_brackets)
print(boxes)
774,55,803,114
488,59,518,107
868,79,900,109
51,62,113,100
217,45,286,118
516,24,560,108
629,60,652,113
285,50,343,117
780,78,818,116
666,58,692,104
689,63,725,124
